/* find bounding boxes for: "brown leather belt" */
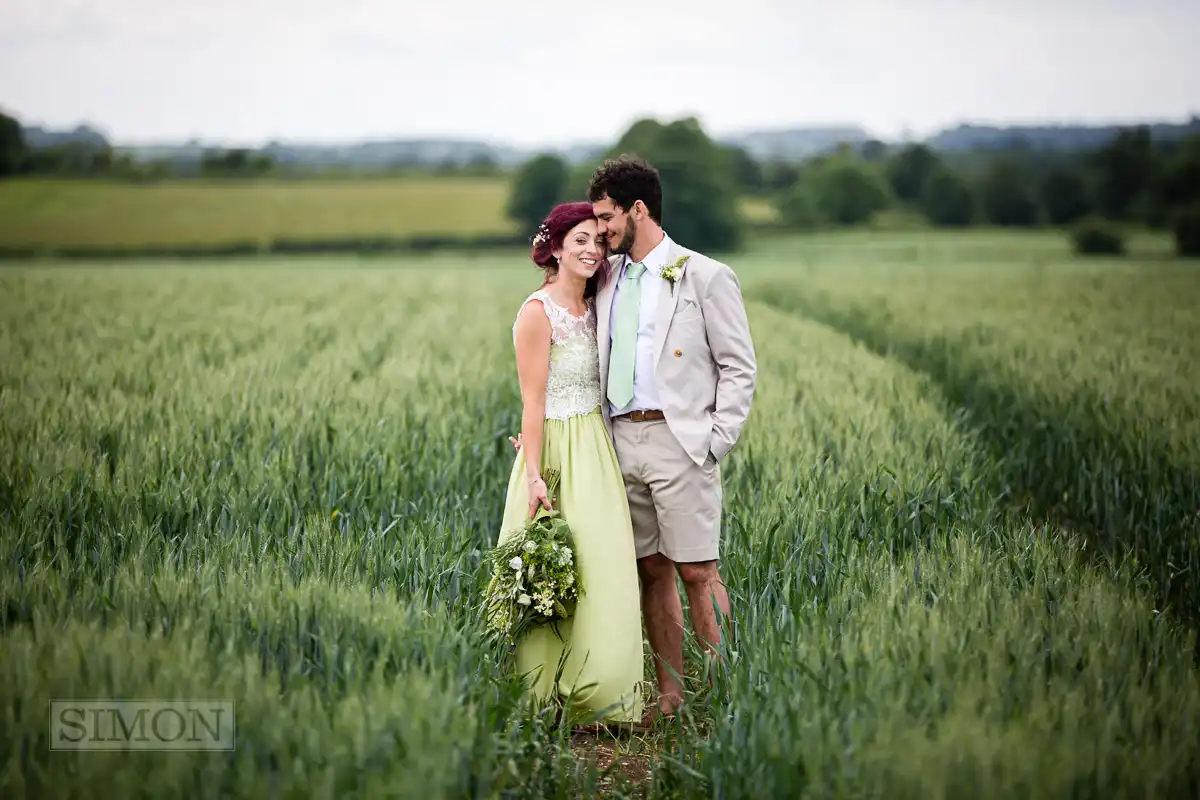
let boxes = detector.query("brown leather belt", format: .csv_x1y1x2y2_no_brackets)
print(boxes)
614,409,665,422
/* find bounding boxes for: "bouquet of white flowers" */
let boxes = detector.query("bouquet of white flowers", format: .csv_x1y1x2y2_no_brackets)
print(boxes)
484,469,584,643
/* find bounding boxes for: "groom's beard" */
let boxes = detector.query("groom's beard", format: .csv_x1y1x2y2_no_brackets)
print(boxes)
610,219,637,254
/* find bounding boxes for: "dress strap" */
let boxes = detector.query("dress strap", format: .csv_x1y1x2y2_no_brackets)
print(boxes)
512,289,590,344
512,289,551,342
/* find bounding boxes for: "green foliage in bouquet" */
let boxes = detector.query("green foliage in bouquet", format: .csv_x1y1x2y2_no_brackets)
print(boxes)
483,469,584,645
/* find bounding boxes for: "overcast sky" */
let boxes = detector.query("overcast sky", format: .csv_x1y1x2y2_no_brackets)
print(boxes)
1,0,1196,147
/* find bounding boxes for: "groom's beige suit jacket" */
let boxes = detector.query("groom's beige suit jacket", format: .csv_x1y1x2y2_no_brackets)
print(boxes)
596,238,757,468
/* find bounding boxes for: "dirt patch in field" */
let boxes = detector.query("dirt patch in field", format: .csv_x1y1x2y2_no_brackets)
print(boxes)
570,729,653,793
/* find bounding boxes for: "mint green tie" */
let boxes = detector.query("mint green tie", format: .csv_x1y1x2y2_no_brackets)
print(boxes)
607,262,646,409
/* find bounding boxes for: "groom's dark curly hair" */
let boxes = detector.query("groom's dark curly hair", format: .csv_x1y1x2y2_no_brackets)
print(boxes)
587,155,662,224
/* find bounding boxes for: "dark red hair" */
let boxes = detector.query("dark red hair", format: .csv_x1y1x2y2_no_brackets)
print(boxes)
529,201,610,298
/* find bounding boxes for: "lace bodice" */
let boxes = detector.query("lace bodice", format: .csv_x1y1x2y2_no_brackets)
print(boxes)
513,289,601,420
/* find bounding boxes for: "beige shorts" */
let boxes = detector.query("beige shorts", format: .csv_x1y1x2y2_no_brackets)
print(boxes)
611,417,722,563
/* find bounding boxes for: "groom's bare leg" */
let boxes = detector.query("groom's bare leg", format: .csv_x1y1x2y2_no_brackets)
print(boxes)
677,560,730,656
637,552,685,713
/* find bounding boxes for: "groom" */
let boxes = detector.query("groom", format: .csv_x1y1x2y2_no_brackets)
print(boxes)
588,155,756,723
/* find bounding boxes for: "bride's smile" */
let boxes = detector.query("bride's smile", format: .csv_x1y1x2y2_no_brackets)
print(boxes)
553,223,604,283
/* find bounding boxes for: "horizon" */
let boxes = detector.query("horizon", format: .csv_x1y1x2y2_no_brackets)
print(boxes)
11,111,1200,151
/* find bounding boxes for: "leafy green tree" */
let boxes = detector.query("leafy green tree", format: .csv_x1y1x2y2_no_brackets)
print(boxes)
1155,134,1200,212
762,161,801,194
506,153,569,234
919,167,975,226
723,145,764,195
776,181,823,228
1071,216,1126,255
886,144,941,203
806,156,893,225
603,117,745,253
1172,202,1200,257
1040,167,1092,225
980,159,1040,226
567,160,597,200
610,118,665,158
1092,126,1156,220
24,142,113,175
0,110,27,176
463,152,499,177
859,140,889,162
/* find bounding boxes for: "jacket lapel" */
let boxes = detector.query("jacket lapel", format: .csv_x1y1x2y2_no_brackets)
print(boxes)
651,243,684,370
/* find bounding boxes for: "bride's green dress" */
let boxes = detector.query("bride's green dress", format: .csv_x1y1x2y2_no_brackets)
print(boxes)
496,289,645,723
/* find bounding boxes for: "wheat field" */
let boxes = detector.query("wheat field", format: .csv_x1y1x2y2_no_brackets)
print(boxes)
1,230,1197,798
0,178,780,252
0,177,516,248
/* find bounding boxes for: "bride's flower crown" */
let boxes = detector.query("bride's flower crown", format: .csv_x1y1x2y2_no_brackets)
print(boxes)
531,222,550,247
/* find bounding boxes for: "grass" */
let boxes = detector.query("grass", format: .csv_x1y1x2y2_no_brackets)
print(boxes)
1,229,1198,798
737,195,778,225
742,231,1200,630
0,177,516,248
0,177,778,251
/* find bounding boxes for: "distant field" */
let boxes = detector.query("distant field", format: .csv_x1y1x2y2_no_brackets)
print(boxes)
0,177,781,250
738,195,777,224
2,230,1198,797
0,177,516,248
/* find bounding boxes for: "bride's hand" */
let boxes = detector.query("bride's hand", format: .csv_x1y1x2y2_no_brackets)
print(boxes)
528,475,552,518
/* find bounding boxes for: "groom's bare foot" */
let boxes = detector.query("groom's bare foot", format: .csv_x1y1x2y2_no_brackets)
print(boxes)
634,691,683,731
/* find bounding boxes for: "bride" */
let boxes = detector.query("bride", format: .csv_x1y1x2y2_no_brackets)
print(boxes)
496,201,645,725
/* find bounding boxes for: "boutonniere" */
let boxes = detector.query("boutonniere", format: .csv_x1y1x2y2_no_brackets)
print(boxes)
661,255,689,289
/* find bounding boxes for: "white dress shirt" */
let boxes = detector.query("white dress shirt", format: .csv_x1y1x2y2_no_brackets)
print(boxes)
607,231,673,417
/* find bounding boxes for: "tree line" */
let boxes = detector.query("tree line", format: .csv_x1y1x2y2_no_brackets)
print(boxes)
0,111,275,180
0,109,506,180
5,106,1197,258
507,118,1200,257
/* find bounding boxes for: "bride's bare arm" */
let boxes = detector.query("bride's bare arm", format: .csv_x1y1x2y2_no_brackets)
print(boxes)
513,300,553,515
